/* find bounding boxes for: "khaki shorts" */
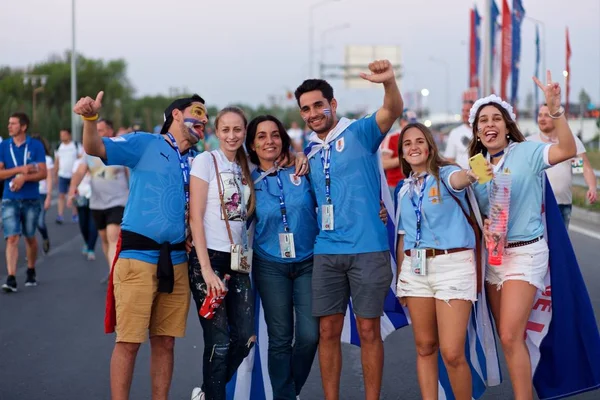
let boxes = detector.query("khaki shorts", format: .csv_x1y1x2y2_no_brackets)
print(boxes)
113,258,190,343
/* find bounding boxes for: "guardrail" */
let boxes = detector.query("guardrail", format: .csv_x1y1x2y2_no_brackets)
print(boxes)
573,169,600,187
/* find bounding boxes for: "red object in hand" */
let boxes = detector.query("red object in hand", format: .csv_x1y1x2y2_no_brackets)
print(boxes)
199,274,230,319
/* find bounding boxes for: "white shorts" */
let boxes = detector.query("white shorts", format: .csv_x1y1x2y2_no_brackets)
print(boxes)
485,238,548,292
396,249,477,302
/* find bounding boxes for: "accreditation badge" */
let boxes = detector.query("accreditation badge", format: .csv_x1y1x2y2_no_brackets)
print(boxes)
279,233,296,259
571,157,584,174
321,204,334,231
410,249,427,276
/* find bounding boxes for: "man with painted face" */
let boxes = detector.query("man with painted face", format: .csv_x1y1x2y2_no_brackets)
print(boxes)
73,91,207,400
295,59,403,400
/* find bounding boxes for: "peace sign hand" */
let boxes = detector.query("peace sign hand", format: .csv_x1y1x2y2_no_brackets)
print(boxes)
73,91,104,118
360,60,395,84
533,71,561,114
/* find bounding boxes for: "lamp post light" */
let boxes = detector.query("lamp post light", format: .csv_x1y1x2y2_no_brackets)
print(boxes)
308,0,341,77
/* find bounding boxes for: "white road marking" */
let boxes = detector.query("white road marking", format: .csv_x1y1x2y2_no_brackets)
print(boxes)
570,224,600,241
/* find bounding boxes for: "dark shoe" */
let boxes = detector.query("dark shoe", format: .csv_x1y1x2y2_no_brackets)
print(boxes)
43,238,50,254
2,275,17,293
55,216,64,225
25,269,37,287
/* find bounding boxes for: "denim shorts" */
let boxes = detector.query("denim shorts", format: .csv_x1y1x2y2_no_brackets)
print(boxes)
58,177,71,194
2,198,41,238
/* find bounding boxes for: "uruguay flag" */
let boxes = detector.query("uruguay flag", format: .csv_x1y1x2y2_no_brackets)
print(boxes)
530,178,600,399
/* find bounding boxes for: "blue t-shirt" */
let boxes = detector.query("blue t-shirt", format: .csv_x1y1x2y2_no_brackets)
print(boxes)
306,114,388,255
473,141,551,242
252,166,319,263
103,132,195,265
397,166,476,251
0,136,46,200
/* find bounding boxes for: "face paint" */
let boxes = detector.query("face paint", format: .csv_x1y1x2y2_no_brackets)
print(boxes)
184,118,205,140
190,105,207,120
323,108,331,116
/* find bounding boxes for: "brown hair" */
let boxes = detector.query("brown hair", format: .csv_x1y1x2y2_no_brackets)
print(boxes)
214,106,255,217
467,102,526,158
397,123,454,196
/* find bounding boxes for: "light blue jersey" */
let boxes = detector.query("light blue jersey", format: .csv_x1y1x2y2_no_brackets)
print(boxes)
306,114,388,255
473,141,551,242
252,166,318,263
103,132,193,265
398,165,476,251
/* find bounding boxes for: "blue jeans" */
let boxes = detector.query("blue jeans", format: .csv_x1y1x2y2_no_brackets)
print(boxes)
558,204,572,229
188,248,255,400
2,198,41,238
76,204,98,251
37,195,49,240
254,255,319,400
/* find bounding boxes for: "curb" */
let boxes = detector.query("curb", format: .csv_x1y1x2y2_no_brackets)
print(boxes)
572,206,600,225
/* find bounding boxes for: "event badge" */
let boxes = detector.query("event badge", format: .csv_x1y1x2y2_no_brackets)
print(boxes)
571,157,584,174
279,233,296,259
410,249,427,276
322,204,334,231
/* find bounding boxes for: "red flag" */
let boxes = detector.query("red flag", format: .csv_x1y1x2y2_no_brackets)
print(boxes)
469,9,479,90
500,0,512,99
566,27,571,116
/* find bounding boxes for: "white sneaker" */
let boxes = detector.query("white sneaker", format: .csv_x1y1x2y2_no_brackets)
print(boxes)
191,387,205,400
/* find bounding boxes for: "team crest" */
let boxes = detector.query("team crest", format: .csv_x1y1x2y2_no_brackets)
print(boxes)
335,138,345,152
429,186,440,204
289,174,301,186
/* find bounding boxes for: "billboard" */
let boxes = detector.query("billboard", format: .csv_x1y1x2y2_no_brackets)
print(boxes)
343,45,402,89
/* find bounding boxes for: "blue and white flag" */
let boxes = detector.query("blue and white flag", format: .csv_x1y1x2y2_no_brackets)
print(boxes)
530,177,600,399
511,0,526,107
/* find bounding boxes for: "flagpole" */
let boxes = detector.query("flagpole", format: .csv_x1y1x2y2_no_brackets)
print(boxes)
482,0,492,96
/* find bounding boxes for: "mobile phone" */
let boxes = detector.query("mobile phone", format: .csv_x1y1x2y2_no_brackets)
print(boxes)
468,153,493,184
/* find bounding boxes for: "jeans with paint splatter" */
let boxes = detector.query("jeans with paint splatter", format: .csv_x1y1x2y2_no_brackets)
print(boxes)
189,248,255,400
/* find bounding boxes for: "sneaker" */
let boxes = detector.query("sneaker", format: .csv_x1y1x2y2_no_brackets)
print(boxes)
82,245,89,256
25,269,37,287
43,238,50,254
55,215,64,224
72,215,79,223
2,275,17,293
87,251,96,261
191,388,205,400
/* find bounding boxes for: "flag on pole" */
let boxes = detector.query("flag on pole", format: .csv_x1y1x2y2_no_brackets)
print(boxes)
510,0,525,107
534,25,541,119
469,8,480,91
475,6,482,95
490,0,501,94
566,27,572,117
500,0,512,100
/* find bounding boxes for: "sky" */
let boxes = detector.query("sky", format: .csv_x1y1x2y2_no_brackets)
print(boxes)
2,0,599,116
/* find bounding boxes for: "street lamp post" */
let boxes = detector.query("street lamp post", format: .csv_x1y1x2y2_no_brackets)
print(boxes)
23,75,48,132
319,23,350,77
428,56,450,114
71,0,78,142
309,0,341,77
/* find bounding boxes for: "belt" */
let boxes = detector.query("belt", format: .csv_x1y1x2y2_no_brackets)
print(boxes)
404,247,470,258
506,236,543,249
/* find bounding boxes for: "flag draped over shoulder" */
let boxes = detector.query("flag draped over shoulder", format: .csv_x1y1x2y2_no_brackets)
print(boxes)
530,177,600,399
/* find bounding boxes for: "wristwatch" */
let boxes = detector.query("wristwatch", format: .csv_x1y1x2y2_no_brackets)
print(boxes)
549,106,565,119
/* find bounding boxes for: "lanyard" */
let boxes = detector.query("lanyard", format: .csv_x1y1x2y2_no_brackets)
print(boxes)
408,174,428,247
260,168,291,232
320,145,332,204
10,141,28,167
165,133,190,218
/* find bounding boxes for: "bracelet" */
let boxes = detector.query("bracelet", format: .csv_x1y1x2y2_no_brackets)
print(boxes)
549,106,565,119
81,114,99,121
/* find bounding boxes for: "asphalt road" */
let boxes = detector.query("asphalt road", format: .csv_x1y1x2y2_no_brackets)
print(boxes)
1,204,599,400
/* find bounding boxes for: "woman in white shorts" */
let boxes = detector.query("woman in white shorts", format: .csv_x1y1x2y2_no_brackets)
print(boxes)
467,71,577,399
395,122,480,400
